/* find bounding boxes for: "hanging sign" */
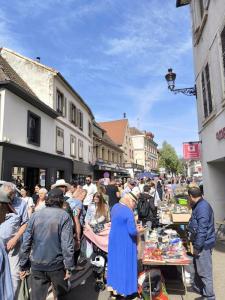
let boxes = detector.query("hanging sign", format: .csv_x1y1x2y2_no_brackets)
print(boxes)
183,142,201,160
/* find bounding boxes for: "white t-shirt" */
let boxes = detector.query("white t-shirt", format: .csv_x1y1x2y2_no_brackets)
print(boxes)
83,183,97,206
22,196,34,208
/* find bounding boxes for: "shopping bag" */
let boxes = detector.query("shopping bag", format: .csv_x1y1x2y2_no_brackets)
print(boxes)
18,277,30,300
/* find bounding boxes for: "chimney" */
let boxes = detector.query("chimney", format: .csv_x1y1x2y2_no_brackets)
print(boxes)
123,112,126,119
36,57,40,63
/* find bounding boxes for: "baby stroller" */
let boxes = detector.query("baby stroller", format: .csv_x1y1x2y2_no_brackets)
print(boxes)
83,223,110,292
91,243,108,291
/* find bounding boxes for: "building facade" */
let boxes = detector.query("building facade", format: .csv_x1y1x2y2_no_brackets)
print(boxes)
98,119,134,164
0,55,73,189
130,127,158,172
177,0,225,219
1,48,94,184
93,122,129,179
99,119,144,177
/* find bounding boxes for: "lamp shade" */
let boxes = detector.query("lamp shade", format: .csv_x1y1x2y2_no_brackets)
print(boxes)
165,68,176,91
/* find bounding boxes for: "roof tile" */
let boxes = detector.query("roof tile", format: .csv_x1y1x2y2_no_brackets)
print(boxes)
99,119,128,145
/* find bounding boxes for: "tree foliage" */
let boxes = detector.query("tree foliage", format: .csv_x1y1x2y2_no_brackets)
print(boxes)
159,141,181,175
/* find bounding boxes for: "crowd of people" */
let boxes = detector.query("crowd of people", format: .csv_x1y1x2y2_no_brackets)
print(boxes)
0,174,215,300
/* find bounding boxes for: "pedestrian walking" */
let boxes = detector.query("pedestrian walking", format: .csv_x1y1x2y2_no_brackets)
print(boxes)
107,191,142,299
19,188,75,300
187,187,216,300
106,179,120,209
20,186,34,217
32,184,41,205
83,176,97,212
34,187,47,212
0,182,28,298
0,237,14,300
52,179,70,200
137,185,157,227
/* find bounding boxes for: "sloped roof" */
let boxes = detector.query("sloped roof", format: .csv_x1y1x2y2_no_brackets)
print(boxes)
130,127,143,136
0,47,94,119
0,55,58,118
99,119,128,146
0,55,36,97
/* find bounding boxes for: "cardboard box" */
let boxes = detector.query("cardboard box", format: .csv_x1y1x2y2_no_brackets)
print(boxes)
172,213,191,223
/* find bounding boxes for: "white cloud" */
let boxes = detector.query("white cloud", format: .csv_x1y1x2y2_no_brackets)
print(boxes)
0,11,26,54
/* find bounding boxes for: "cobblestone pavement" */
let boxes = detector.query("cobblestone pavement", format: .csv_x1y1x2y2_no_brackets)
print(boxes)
47,240,225,300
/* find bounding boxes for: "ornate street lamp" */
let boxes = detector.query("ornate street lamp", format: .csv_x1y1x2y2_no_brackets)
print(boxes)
165,68,196,96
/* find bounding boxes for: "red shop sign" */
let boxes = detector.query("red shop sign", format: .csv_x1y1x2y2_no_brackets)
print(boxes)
216,127,225,140
183,142,201,160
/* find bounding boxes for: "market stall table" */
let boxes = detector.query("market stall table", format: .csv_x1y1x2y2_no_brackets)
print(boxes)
142,228,192,300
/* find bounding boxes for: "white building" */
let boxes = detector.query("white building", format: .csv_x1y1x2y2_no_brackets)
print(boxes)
177,0,225,219
130,127,158,171
1,47,94,185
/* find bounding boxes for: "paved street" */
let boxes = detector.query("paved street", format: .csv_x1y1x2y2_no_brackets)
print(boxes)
47,240,225,300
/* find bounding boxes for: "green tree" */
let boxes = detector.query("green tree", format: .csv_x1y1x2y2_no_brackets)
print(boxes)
159,141,180,175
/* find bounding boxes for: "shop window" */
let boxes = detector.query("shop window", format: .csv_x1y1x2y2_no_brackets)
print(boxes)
201,63,213,118
57,170,64,180
88,121,92,138
56,127,64,153
77,110,83,131
78,139,83,160
40,169,46,187
56,90,66,117
70,103,77,125
27,111,41,146
70,135,76,158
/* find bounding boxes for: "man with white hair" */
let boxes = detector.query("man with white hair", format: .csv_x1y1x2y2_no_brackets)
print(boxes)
0,182,28,297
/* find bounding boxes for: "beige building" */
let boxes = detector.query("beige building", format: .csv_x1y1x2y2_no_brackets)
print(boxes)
99,119,144,177
93,122,128,179
130,127,158,171
99,119,134,164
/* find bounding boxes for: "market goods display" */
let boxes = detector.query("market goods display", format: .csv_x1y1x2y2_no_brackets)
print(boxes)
143,229,191,265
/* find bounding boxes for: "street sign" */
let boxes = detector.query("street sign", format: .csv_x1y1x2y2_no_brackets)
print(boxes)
183,142,201,160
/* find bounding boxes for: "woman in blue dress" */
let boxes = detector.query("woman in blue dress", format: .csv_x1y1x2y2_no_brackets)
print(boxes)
107,191,140,299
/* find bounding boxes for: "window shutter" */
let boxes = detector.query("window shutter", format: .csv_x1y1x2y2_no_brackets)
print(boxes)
56,128,64,153
201,72,208,118
221,25,225,76
205,64,213,114
69,102,73,122
81,112,83,130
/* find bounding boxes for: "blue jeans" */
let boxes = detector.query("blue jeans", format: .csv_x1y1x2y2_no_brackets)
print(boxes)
193,248,215,299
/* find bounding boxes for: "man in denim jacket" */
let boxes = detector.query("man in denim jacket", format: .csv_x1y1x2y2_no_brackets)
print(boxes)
20,188,74,300
188,187,216,300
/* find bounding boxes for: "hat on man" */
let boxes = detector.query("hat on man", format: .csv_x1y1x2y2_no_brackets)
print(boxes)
47,188,64,200
0,190,11,203
0,190,16,213
51,179,70,189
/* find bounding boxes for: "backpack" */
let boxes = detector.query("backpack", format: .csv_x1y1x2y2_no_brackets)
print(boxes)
137,193,152,219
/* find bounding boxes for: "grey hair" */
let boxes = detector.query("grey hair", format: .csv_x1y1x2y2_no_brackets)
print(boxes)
39,188,48,194
1,182,17,193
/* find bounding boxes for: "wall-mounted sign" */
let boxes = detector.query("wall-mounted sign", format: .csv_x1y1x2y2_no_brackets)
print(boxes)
183,142,201,160
216,127,225,140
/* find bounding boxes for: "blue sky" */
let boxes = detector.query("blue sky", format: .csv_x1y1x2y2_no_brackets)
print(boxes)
0,0,198,155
